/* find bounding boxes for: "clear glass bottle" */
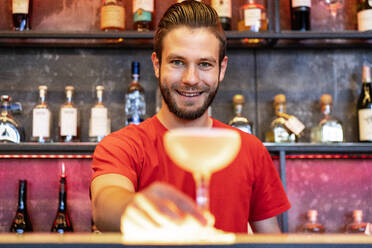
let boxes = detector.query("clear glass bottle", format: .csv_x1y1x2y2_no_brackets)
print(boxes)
32,85,52,143
357,65,372,142
0,95,24,143
12,0,32,31
89,85,111,142
59,86,79,142
10,180,32,234
238,0,268,44
125,61,146,126
301,210,325,233
228,94,254,134
265,94,296,143
311,94,344,143
133,0,154,31
211,0,232,30
100,0,125,31
346,210,368,234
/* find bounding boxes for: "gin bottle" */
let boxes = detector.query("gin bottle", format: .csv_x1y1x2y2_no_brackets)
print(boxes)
301,210,325,233
89,85,111,142
125,61,146,126
32,85,52,143
346,210,368,234
228,94,253,134
59,86,79,142
311,94,343,143
0,95,24,143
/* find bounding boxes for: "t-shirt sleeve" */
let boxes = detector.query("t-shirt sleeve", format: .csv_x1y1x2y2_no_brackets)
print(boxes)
249,140,291,222
91,131,143,190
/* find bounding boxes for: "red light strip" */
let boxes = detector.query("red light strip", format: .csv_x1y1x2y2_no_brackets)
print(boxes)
271,154,372,159
0,154,93,159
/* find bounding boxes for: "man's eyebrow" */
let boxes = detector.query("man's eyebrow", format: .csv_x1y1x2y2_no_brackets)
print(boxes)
166,54,185,60
200,57,217,63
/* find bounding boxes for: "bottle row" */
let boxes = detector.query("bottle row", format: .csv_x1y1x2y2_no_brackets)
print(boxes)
10,0,372,33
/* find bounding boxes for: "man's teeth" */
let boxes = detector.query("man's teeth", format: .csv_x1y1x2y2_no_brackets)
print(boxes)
179,91,201,97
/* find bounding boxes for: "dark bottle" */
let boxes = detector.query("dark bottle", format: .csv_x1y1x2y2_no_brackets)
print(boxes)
0,95,25,143
10,180,33,234
211,0,232,30
301,209,325,233
290,0,311,31
346,210,368,234
12,0,32,31
357,65,372,142
51,163,73,233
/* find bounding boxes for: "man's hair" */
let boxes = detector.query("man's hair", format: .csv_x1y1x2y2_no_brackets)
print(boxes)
154,0,227,64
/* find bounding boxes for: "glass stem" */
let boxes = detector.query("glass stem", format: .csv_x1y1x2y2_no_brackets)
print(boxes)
195,174,210,213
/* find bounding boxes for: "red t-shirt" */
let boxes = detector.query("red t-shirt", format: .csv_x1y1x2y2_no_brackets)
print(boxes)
92,116,291,233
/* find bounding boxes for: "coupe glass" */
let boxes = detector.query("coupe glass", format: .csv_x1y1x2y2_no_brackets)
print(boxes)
163,127,241,224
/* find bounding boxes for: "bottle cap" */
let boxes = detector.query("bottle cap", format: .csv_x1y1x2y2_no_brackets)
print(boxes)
274,94,286,104
353,210,363,219
132,61,140,76
65,86,74,91
233,94,245,104
363,65,371,83
39,85,48,91
320,94,332,105
307,209,318,220
1,95,10,102
96,85,104,91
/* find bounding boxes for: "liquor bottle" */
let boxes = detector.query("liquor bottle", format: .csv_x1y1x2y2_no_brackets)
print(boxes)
51,163,73,233
357,0,372,31
133,0,154,31
32,85,52,143
301,210,325,233
89,85,111,142
59,86,80,142
10,180,32,234
290,0,311,31
125,61,146,125
211,0,232,30
100,0,125,31
237,0,268,43
0,95,25,143
346,210,368,234
357,65,372,142
265,94,300,143
12,0,32,31
228,94,254,134
311,94,343,143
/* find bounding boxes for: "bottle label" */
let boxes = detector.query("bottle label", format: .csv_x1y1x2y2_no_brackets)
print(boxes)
211,0,232,18
284,116,305,136
321,125,343,142
101,5,125,30
133,10,152,22
358,108,372,141
60,108,77,136
369,0,372,7
12,0,29,14
32,108,51,138
292,0,311,8
133,0,154,13
244,8,261,27
358,9,372,31
89,107,109,137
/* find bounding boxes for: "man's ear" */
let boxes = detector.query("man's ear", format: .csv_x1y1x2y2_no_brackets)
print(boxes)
219,56,228,82
151,52,160,79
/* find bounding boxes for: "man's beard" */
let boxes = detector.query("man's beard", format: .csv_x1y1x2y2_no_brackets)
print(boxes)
159,80,219,120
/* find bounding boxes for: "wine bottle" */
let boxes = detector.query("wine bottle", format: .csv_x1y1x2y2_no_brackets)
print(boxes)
357,0,372,31
100,0,125,31
51,163,73,233
290,0,311,31
211,0,232,30
10,180,32,234
357,65,372,142
133,0,154,31
12,0,32,31
32,85,52,143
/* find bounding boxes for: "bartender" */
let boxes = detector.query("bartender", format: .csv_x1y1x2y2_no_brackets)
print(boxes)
91,0,290,233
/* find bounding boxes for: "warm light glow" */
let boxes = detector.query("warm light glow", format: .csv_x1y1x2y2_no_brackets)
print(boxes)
61,162,65,178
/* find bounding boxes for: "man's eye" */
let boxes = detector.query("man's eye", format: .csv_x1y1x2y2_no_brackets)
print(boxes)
171,60,183,66
199,62,212,68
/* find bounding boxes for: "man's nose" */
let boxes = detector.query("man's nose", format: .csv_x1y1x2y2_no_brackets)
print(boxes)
182,65,199,86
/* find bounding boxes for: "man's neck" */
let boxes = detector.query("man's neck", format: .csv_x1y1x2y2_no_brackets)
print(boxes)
156,105,212,130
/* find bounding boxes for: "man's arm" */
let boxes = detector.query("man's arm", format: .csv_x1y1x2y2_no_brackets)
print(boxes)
251,217,282,233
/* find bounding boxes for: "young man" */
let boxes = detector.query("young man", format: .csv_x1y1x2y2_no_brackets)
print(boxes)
91,1,290,233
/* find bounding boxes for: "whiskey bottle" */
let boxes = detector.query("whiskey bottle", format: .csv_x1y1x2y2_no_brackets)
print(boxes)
265,94,298,143
10,180,32,234
59,86,79,142
12,0,32,31
228,94,254,134
301,210,325,233
100,0,125,31
89,85,111,142
357,0,372,31
346,210,368,234
133,0,154,31
290,0,311,31
125,61,146,125
211,0,232,30
51,163,73,233
32,85,52,143
0,95,25,143
357,65,372,142
311,94,343,143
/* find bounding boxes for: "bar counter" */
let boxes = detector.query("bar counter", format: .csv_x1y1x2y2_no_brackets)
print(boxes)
1,233,372,248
